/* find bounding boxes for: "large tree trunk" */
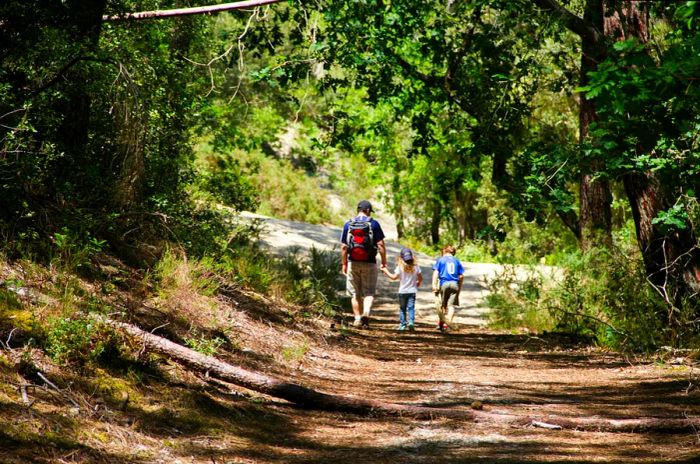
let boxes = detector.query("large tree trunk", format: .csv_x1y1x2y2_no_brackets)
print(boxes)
578,0,613,250
610,2,700,308
624,172,700,312
57,0,107,151
110,319,700,433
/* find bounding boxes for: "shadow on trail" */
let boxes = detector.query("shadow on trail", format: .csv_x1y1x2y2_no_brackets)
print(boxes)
169,404,700,464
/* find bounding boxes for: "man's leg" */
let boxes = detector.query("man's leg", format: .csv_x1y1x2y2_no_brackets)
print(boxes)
351,295,361,316
347,263,363,326
362,296,374,317
360,263,378,327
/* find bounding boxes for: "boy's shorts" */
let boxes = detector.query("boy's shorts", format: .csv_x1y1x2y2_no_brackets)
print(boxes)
346,261,378,299
439,281,460,307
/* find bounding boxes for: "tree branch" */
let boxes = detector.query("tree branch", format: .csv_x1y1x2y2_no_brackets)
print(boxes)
530,0,601,42
103,0,286,22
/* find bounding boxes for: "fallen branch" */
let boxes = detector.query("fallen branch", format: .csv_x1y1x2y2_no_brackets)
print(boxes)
110,319,700,433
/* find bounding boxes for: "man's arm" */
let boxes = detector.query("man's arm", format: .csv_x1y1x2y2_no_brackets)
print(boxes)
432,269,440,293
376,239,387,269
341,244,348,275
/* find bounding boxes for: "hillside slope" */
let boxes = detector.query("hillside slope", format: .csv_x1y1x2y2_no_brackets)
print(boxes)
0,218,698,463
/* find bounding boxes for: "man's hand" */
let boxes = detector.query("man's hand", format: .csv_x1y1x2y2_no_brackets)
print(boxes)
342,263,348,275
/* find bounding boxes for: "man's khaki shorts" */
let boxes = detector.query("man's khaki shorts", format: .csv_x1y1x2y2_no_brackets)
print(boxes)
346,261,378,299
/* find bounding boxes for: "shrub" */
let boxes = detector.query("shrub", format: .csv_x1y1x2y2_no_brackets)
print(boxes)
486,246,688,351
44,316,114,366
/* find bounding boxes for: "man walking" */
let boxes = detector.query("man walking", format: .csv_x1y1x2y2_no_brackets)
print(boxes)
340,200,387,327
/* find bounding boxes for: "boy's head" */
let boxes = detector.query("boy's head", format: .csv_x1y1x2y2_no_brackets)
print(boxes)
442,245,456,255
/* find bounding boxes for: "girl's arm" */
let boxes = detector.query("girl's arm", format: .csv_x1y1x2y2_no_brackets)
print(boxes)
381,266,399,280
416,271,423,287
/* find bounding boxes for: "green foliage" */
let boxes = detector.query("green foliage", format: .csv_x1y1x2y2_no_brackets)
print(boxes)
184,330,225,357
214,243,342,317
486,266,555,332
272,246,342,315
52,226,107,271
281,341,309,363
486,246,692,351
44,316,114,366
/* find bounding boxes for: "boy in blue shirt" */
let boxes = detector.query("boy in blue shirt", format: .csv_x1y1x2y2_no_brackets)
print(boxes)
431,245,464,332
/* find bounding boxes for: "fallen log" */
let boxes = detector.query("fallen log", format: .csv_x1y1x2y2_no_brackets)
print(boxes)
111,320,700,433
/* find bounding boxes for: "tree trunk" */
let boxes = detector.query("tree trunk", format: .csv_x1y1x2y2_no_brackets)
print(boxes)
109,319,700,433
578,0,613,250
610,2,700,308
623,172,700,312
430,201,441,246
56,1,107,185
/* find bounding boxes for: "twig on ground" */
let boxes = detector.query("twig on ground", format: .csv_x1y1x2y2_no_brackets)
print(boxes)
530,420,563,430
36,372,81,410
19,383,35,409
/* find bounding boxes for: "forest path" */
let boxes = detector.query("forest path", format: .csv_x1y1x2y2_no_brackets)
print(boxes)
234,212,700,463
241,211,506,326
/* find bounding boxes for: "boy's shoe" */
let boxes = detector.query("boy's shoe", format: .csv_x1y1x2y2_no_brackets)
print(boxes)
397,323,407,331
408,324,415,332
360,315,369,328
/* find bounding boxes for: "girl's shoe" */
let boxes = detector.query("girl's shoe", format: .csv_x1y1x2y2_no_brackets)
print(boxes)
397,323,407,331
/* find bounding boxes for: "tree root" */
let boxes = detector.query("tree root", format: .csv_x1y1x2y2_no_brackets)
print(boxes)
111,320,700,433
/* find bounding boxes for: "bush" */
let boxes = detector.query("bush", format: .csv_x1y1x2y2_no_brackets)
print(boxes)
486,246,690,351
44,316,115,366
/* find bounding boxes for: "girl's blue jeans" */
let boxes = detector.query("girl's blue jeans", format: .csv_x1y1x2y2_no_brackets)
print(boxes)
398,293,416,325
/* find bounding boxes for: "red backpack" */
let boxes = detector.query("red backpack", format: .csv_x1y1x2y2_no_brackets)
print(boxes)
346,218,376,261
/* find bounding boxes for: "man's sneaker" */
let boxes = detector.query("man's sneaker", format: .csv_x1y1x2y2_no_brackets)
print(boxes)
437,322,447,332
360,315,369,328
397,323,407,331
408,324,415,332
352,318,362,327
442,323,450,332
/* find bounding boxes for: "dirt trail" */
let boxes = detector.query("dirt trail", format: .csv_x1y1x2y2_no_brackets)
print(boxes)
233,213,700,463
242,211,505,326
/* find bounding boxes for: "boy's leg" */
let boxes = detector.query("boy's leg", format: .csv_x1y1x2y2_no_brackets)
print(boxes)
435,290,446,325
446,304,455,324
